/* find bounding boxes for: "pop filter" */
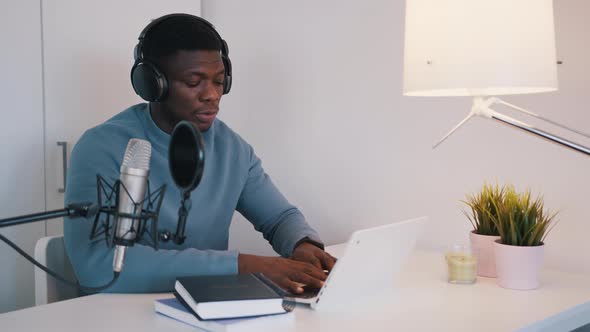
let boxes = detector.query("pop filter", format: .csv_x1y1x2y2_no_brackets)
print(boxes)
168,121,205,244
169,121,205,195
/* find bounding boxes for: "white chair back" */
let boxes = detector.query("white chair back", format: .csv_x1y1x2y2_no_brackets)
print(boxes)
34,235,78,305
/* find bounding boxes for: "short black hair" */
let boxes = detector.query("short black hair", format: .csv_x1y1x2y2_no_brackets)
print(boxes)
142,15,222,61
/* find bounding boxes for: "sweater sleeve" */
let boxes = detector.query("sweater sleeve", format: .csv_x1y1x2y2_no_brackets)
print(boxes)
64,129,238,293
235,146,323,257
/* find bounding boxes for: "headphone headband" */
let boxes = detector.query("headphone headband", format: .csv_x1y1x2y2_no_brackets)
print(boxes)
131,13,232,101
134,13,229,62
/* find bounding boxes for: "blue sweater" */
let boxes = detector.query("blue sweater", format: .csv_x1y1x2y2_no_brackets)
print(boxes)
64,103,321,292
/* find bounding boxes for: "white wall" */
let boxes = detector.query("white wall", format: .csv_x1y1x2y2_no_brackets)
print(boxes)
0,0,202,314
41,0,202,236
205,0,590,274
0,1,46,313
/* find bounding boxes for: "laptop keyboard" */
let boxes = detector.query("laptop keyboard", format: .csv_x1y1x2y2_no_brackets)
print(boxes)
255,272,321,299
291,285,320,299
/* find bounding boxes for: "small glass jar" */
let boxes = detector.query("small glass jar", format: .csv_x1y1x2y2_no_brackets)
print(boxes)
445,244,477,284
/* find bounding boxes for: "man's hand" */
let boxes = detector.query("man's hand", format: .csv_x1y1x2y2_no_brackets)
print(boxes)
291,242,336,271
238,254,327,294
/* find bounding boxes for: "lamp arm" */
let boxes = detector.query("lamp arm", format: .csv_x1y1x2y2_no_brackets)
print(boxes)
490,114,590,157
472,97,531,127
431,96,525,148
492,97,590,140
433,96,590,157
432,112,475,149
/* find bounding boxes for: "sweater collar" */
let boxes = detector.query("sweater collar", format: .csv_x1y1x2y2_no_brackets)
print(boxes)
144,103,214,150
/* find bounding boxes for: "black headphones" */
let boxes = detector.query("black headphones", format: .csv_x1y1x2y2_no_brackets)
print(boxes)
130,13,232,102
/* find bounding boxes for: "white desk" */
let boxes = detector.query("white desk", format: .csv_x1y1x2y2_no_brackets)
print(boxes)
1,247,589,332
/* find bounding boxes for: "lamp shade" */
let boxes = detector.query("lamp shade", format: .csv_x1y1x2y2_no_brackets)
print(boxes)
403,0,558,97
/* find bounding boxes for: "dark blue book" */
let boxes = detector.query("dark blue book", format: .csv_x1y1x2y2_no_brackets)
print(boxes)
174,273,294,320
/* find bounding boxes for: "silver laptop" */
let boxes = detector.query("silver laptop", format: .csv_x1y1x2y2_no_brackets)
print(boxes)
286,216,427,310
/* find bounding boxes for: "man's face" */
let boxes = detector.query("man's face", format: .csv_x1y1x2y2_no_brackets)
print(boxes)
158,49,225,132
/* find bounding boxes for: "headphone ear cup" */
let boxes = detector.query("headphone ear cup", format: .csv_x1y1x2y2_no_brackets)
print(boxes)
222,55,232,95
130,61,168,102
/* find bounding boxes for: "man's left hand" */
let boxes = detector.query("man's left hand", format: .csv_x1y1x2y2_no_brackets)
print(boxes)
291,242,336,271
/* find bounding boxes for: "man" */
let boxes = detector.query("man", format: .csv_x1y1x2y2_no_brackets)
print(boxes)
64,14,335,294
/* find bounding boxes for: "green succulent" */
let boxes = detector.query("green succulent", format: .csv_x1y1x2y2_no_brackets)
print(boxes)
462,183,504,236
488,187,558,247
463,184,558,246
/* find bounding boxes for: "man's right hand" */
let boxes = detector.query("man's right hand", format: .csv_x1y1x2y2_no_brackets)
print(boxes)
238,254,327,294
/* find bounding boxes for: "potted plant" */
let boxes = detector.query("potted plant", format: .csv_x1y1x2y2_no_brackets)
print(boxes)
489,187,558,290
462,183,503,277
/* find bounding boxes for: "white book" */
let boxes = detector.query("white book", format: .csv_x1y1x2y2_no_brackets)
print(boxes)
154,298,294,332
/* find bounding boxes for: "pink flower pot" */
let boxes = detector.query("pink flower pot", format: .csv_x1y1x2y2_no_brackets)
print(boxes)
469,231,500,277
493,240,544,290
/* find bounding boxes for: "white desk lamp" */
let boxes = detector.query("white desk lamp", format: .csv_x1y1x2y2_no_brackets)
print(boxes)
403,0,590,155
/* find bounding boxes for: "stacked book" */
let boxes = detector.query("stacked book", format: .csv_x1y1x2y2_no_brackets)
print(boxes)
154,273,295,332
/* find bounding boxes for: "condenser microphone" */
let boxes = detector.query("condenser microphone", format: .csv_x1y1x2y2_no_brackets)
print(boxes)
112,139,152,273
